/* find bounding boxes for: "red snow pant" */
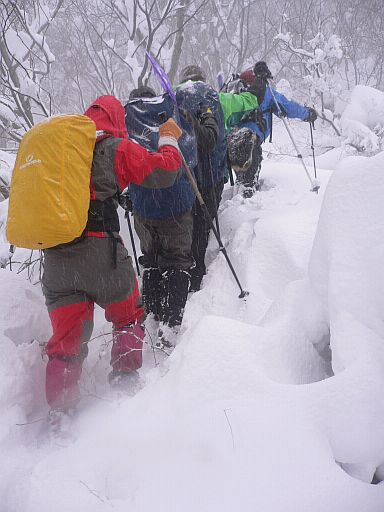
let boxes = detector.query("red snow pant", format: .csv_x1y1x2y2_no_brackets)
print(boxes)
42,235,144,409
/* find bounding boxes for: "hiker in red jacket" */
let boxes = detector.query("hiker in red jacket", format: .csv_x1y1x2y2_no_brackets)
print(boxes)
42,95,182,412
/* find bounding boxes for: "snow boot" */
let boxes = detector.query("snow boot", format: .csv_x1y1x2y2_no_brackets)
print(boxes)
157,323,180,349
108,369,144,396
158,268,190,347
47,407,76,439
45,356,83,411
142,267,163,319
242,186,256,199
189,273,203,293
110,323,144,374
227,127,257,173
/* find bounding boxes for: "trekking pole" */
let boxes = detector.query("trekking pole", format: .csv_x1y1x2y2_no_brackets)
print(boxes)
125,210,140,276
227,150,235,187
180,152,248,298
309,121,317,180
158,114,248,298
147,52,248,297
1,244,15,270
208,155,221,237
217,71,232,92
9,245,14,270
267,79,320,193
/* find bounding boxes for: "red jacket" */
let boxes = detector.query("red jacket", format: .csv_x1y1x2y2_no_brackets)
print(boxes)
84,95,181,191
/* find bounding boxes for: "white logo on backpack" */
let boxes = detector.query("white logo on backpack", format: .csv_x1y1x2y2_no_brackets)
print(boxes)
19,154,42,170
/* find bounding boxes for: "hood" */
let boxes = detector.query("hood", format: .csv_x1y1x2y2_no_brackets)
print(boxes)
84,95,128,138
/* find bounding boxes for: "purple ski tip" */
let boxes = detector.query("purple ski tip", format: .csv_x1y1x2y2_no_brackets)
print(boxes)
146,52,177,104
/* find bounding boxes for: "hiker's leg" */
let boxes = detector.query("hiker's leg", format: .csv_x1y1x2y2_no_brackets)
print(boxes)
134,214,162,318
190,181,224,291
43,281,94,410
105,280,145,373
156,210,194,330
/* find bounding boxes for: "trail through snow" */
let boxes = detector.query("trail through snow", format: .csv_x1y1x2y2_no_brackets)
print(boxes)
1,122,384,510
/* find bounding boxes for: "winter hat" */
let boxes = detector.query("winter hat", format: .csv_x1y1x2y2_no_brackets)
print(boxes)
179,65,206,83
129,85,156,99
239,69,255,85
253,61,273,79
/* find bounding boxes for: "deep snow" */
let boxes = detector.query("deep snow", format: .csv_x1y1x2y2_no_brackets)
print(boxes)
1,116,384,511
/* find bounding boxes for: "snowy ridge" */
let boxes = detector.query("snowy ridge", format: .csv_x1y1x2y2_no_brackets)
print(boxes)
1,137,384,509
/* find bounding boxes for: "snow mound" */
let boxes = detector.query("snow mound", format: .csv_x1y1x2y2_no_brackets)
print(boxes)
1,146,384,510
341,85,384,152
0,269,51,346
310,151,384,346
309,150,384,473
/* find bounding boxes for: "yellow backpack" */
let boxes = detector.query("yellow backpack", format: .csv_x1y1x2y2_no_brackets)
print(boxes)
6,114,96,249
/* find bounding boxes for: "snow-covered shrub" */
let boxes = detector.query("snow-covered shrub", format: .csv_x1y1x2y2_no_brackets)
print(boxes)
0,150,15,201
340,85,384,153
274,31,343,111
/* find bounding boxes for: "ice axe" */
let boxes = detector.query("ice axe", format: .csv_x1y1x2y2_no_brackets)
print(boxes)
147,52,248,298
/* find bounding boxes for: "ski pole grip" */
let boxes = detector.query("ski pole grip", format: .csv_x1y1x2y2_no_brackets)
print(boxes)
158,111,169,123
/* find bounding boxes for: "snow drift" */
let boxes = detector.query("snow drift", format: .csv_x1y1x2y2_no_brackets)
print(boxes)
0,146,384,510
340,85,384,152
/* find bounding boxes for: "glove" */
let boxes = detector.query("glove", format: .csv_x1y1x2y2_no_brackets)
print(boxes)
159,118,182,140
253,61,273,80
305,107,318,123
118,191,133,212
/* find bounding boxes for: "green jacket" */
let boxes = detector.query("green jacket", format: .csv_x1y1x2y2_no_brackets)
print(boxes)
218,91,258,133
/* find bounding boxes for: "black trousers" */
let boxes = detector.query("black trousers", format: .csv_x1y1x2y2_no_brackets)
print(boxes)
190,180,224,290
134,210,194,327
236,144,263,189
133,210,194,272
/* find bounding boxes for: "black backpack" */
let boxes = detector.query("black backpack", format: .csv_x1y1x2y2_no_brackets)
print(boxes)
176,81,227,188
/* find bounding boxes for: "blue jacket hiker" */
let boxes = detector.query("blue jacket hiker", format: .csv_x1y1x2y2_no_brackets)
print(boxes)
226,61,317,197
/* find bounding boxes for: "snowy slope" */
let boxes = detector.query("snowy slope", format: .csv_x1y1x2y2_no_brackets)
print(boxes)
1,122,384,510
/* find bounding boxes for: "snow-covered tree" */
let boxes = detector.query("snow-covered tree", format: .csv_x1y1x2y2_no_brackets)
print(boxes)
181,0,267,86
274,29,343,135
0,0,64,144
274,31,343,109
47,0,207,112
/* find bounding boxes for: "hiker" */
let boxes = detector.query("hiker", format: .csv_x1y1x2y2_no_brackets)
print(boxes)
127,85,217,346
42,95,182,411
176,65,225,292
177,63,266,291
226,61,317,197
